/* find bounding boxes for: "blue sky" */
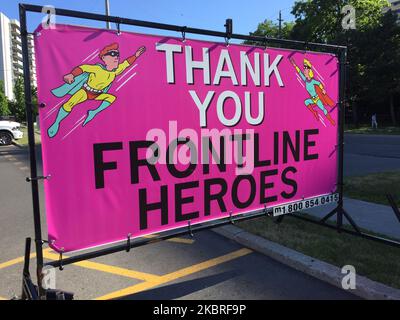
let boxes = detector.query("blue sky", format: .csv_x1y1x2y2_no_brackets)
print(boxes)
2,0,296,40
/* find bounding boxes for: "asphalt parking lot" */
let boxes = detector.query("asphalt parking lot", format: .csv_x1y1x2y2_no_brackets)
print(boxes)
0,144,357,300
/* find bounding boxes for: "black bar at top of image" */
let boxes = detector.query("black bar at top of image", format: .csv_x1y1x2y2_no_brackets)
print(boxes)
20,3,346,51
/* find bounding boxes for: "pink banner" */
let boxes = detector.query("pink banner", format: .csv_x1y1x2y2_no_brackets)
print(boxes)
35,24,339,253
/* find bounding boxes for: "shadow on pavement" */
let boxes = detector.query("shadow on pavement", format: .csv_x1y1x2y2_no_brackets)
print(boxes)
118,270,239,300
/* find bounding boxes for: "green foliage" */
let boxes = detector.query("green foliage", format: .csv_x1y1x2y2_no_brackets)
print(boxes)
244,19,295,47
290,0,389,43
0,80,10,117
9,76,26,122
247,0,400,125
7,76,39,122
238,214,400,289
249,19,294,39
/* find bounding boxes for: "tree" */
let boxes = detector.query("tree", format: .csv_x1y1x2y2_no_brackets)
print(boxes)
289,0,395,125
244,19,294,46
0,80,10,117
290,0,389,43
251,19,294,38
9,76,26,122
362,11,400,125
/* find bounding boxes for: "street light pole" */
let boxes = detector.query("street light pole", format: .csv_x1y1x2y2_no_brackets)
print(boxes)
278,10,283,39
105,0,110,29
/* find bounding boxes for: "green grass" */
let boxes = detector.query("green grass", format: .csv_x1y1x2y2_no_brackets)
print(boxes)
344,171,400,207
345,126,400,135
14,126,41,146
238,214,400,289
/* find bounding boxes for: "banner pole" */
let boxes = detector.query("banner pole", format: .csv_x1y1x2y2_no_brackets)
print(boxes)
336,47,347,230
19,3,45,298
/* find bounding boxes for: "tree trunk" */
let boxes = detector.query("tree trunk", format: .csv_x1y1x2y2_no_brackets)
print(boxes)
389,94,397,126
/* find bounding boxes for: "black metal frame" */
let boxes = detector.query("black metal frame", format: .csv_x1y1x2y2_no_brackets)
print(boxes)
19,3,399,299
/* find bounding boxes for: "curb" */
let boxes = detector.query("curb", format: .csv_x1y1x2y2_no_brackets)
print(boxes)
213,224,400,300
11,141,23,148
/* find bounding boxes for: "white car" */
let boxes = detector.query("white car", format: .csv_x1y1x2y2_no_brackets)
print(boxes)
0,120,24,146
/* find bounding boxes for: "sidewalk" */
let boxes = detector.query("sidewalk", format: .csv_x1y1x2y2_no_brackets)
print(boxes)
304,197,400,240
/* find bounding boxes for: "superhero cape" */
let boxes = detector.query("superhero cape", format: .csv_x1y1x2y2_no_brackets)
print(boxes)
315,85,335,107
51,64,111,98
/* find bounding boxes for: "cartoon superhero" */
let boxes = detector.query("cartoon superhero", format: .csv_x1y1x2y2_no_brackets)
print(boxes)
48,43,146,138
289,57,335,126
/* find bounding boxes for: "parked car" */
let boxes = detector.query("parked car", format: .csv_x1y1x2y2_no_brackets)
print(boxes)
0,120,24,146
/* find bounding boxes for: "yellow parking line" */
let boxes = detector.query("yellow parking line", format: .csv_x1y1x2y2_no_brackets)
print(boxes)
160,248,252,282
43,250,159,282
0,296,6,300
168,237,195,244
95,248,252,300
0,253,36,270
143,234,195,245
76,261,160,282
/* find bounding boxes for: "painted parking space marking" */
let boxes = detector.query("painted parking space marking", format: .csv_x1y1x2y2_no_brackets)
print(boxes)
167,237,195,244
0,245,250,300
95,248,252,300
143,234,195,245
42,250,160,282
0,253,36,270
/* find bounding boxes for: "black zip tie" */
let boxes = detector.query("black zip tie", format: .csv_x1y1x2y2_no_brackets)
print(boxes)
126,233,131,252
304,41,309,53
188,221,194,238
26,174,51,182
116,19,121,35
225,37,230,47
229,211,235,224
181,26,186,42
59,250,64,271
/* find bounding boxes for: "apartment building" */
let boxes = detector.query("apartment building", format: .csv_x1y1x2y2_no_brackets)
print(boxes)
0,12,36,101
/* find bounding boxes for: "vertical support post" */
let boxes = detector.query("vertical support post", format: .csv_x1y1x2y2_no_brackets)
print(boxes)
19,4,45,298
278,10,282,39
23,237,31,277
105,0,110,29
336,47,347,231
225,18,232,38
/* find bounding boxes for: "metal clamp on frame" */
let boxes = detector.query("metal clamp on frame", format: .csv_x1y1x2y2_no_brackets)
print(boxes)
126,233,131,252
188,220,194,238
181,26,186,42
116,18,121,35
229,211,235,224
304,41,310,53
58,249,64,271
